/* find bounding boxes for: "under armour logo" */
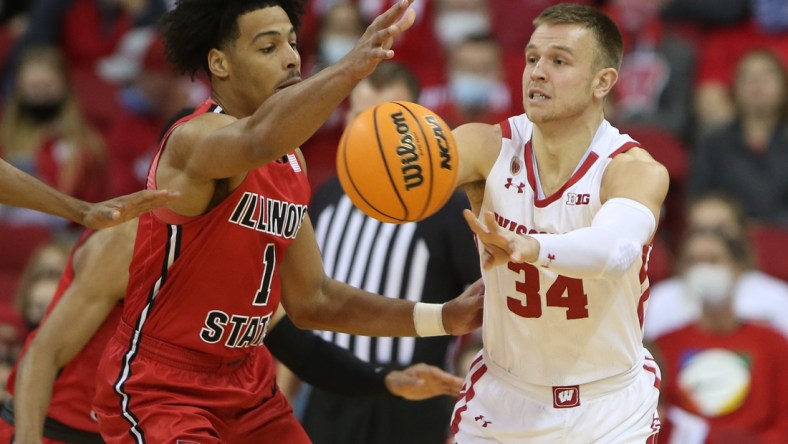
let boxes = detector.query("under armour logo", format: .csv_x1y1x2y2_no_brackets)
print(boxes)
552,385,580,408
474,415,492,428
543,253,556,268
504,178,525,193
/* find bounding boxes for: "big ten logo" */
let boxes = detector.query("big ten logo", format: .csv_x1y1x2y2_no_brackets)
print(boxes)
566,193,590,205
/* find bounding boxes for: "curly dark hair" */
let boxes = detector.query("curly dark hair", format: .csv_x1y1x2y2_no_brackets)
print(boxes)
161,0,306,78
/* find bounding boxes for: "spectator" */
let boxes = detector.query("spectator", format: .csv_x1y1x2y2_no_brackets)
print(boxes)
604,0,696,139
653,229,788,444
645,193,788,341
0,45,106,229
427,34,513,128
13,239,71,330
689,50,788,226
4,0,167,74
99,29,207,196
692,1,788,132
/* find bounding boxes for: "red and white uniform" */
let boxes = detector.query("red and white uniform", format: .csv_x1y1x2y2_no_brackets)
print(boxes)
93,100,312,444
0,230,118,443
452,115,661,443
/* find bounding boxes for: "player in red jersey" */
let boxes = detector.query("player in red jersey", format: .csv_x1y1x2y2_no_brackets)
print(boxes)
0,221,464,444
0,157,178,229
92,1,483,443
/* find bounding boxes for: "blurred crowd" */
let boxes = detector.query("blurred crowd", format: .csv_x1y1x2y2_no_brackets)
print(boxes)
0,0,785,443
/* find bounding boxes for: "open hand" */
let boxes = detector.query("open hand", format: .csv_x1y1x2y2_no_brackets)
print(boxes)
442,278,484,335
341,0,417,80
385,363,463,400
80,189,180,229
463,210,539,270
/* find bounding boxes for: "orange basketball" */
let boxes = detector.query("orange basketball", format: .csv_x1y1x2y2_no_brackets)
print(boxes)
337,101,459,224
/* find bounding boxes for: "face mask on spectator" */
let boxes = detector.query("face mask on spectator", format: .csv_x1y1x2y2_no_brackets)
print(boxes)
450,73,497,109
119,85,154,115
684,263,734,307
435,12,490,47
319,35,357,65
18,99,64,124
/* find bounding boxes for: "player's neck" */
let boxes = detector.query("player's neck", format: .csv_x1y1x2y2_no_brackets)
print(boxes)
531,112,603,191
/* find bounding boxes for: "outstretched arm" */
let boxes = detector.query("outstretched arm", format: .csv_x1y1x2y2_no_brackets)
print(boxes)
266,312,462,399
279,214,484,337
174,0,418,183
13,221,136,444
464,148,669,278
0,158,178,228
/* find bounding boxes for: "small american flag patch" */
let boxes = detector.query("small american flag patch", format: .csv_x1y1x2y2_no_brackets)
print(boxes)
287,153,301,172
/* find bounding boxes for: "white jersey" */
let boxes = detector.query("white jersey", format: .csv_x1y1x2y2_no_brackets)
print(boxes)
480,114,649,387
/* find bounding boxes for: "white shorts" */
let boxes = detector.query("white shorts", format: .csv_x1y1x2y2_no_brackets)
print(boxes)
451,350,661,443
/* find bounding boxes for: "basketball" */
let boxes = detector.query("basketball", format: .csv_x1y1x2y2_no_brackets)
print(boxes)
336,101,459,224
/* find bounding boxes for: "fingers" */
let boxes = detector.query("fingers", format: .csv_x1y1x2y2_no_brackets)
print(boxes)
463,209,488,237
387,7,416,39
371,0,414,30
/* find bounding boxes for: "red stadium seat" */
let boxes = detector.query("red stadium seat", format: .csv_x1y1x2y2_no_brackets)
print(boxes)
749,224,788,282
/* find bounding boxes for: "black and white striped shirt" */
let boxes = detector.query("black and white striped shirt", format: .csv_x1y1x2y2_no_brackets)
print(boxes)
310,178,481,369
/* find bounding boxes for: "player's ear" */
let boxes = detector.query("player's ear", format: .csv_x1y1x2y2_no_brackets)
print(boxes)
208,48,230,79
593,67,618,100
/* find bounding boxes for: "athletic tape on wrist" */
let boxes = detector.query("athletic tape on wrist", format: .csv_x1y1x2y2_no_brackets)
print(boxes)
413,302,448,337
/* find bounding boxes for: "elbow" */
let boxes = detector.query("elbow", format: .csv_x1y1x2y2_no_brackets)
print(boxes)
286,307,321,330
600,239,641,278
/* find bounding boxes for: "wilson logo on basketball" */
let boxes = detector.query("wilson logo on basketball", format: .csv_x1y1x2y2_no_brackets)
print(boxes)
552,385,580,408
424,115,452,170
391,111,424,191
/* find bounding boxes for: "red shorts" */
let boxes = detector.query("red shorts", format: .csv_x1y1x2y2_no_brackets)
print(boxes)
93,322,311,444
0,418,68,444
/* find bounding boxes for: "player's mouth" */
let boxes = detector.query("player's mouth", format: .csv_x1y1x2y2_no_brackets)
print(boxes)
528,88,551,101
276,77,302,92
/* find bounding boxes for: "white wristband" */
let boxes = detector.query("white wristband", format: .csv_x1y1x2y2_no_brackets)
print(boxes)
413,302,448,337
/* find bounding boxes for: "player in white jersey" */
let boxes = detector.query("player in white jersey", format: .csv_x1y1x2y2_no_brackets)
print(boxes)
445,4,669,443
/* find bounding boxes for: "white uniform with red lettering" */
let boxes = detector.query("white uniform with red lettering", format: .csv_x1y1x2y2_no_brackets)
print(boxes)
452,114,661,443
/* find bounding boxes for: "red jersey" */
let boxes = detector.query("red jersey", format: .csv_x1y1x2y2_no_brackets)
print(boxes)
655,323,788,443
6,230,123,434
120,99,311,362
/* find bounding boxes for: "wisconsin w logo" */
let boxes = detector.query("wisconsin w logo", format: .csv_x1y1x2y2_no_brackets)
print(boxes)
552,385,580,408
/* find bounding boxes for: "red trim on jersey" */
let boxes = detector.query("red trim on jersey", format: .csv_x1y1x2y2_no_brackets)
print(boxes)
524,140,601,208
637,244,652,328
608,141,641,158
499,118,512,140
642,364,661,390
646,432,659,444
450,362,488,435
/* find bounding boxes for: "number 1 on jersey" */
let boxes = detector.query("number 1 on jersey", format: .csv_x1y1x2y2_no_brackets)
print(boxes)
253,244,276,306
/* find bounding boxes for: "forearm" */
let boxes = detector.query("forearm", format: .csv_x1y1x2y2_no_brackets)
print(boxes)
529,198,656,279
13,352,58,443
0,158,86,222
244,63,359,162
290,278,418,336
266,316,390,397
